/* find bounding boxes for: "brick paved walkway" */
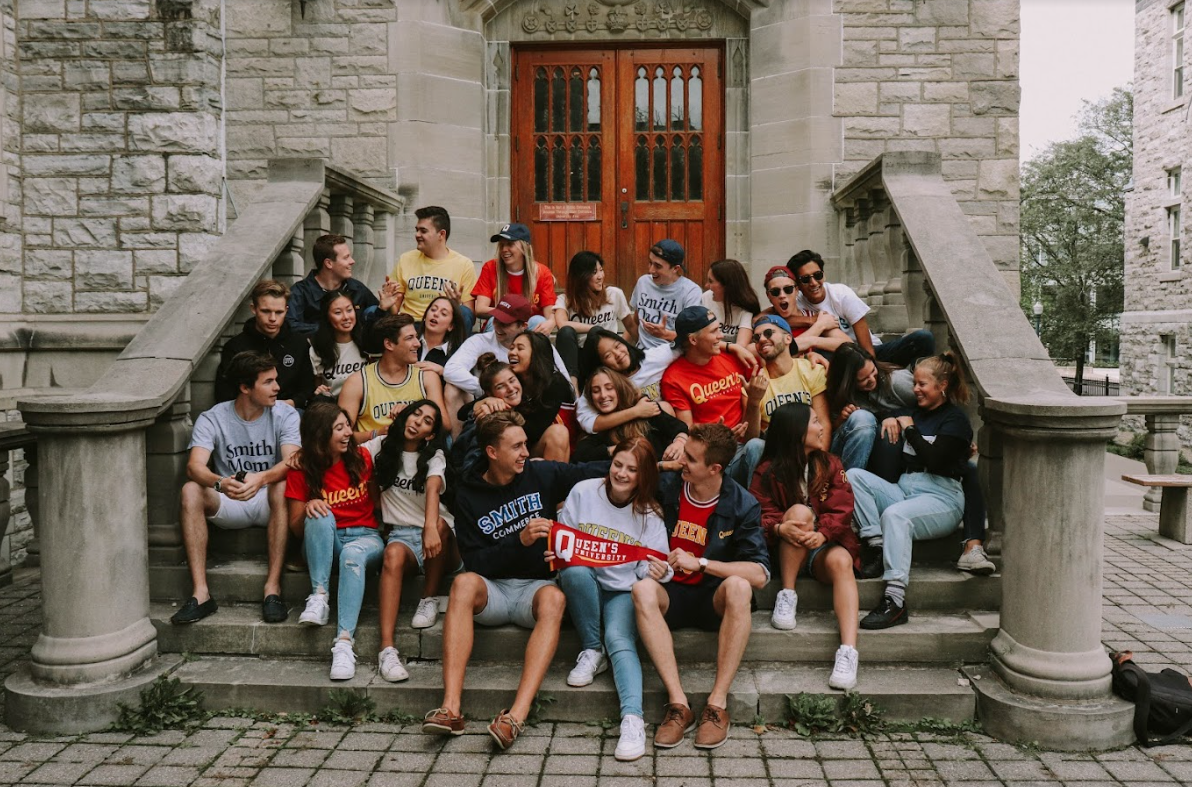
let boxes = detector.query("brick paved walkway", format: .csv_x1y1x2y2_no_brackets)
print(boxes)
1,507,1192,786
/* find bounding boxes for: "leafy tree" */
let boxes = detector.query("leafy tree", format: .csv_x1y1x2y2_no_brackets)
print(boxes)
1020,86,1131,390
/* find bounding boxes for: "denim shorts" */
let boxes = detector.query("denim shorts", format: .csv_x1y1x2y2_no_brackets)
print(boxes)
474,577,555,629
208,486,270,530
802,543,830,577
386,526,424,571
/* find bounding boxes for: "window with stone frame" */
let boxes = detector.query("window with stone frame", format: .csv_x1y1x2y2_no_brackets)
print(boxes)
1161,334,1178,393
1174,2,1186,100
1169,205,1182,270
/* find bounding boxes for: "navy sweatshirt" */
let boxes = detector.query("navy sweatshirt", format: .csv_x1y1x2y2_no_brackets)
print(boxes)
215,319,315,408
286,270,382,337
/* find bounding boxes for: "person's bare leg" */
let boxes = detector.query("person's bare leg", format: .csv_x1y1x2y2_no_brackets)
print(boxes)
379,542,415,651
422,518,453,597
445,384,469,439
534,424,571,462
708,577,752,708
632,578,685,706
778,540,809,590
180,481,220,602
508,585,566,721
440,572,488,715
814,547,860,648
263,483,288,598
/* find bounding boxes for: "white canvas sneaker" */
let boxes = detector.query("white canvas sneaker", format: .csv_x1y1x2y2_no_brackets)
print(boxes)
299,592,329,627
566,648,608,687
378,646,409,683
956,545,996,575
330,638,356,681
771,588,798,630
411,597,439,629
614,714,647,761
828,644,859,691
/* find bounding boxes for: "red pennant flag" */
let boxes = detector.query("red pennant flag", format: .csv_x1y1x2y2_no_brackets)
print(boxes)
549,520,668,570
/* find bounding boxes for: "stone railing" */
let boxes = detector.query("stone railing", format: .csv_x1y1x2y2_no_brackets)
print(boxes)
0,421,35,588
1116,396,1192,511
6,159,403,734
831,152,1132,749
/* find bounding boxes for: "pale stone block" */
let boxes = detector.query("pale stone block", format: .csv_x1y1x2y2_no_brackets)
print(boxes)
120,231,177,250
270,38,309,56
348,88,396,118
902,105,952,138
0,274,22,312
76,290,147,312
23,93,80,133
330,135,388,178
996,39,1019,79
395,72,482,129
880,81,921,101
23,135,60,153
970,81,1020,115
178,232,218,271
134,249,177,274
390,19,484,83
750,212,835,266
752,68,833,126
978,158,1019,200
275,136,332,157
25,250,73,278
914,0,969,25
971,0,1018,37
76,250,132,289
996,117,1018,157
843,38,879,66
149,274,185,309
225,0,291,36
149,58,218,87
24,178,78,215
333,55,387,76
82,112,123,131
843,115,901,137
151,194,217,231
112,87,181,110
886,138,939,154
349,23,387,55
834,82,878,114
922,82,968,102
53,217,117,248
63,61,110,90
939,137,996,159
79,196,149,216
61,133,126,152
980,233,1019,268
167,155,221,195
25,217,53,236
128,112,217,153
87,0,150,20
898,27,936,52
953,116,996,137
23,280,72,313
226,125,276,159
111,155,166,194
111,60,149,84
954,52,996,80
752,164,834,215
19,0,65,19
751,116,843,168
388,121,482,171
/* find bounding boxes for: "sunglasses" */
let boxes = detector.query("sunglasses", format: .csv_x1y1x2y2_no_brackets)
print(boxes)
797,270,825,285
753,328,783,343
767,284,795,297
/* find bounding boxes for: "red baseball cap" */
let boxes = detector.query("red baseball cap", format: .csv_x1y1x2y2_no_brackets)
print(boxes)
490,294,532,324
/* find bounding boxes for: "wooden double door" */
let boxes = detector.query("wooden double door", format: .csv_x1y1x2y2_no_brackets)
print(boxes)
511,45,725,296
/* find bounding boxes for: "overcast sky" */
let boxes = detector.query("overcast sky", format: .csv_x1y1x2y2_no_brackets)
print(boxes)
1019,0,1135,160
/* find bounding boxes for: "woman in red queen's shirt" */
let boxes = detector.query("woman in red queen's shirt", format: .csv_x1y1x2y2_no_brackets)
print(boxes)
285,400,383,682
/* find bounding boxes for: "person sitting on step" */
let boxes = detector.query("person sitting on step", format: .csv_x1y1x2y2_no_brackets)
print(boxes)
701,258,760,347
472,222,556,333
553,250,632,387
571,366,688,465
310,289,372,399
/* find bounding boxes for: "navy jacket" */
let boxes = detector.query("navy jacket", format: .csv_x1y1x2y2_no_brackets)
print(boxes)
286,271,381,337
215,319,314,408
658,471,771,588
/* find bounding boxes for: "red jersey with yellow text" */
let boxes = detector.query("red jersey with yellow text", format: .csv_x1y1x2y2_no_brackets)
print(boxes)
284,447,377,530
661,352,747,430
670,483,719,585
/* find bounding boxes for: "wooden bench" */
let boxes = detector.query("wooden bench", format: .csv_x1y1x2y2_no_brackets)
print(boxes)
1122,474,1192,544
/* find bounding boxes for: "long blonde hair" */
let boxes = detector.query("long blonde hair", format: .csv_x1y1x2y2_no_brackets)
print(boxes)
496,240,537,303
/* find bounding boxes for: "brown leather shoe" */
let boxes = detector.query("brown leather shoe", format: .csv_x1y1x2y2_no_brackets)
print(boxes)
422,707,466,736
693,704,730,749
488,709,525,750
653,702,695,748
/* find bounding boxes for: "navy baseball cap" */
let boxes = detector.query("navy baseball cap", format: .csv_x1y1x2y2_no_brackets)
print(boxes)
753,314,793,334
673,306,717,349
650,239,685,267
491,223,532,244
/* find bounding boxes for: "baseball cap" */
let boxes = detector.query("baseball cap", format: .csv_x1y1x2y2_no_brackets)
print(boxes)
764,266,794,285
650,239,685,267
490,293,532,324
753,314,792,334
673,306,717,349
490,223,532,244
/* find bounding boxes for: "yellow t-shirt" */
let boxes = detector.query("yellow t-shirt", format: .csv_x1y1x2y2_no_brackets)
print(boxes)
355,362,428,433
390,249,478,319
760,358,827,431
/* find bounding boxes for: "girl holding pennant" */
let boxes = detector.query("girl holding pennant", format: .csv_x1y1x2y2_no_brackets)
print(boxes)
547,438,673,763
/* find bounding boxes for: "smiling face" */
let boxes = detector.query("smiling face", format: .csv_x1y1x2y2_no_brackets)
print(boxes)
608,449,640,503
688,320,723,356
508,334,533,375
804,409,825,453
326,295,356,336
414,217,445,254
385,324,421,364
423,298,454,335
588,372,620,414
856,360,878,393
328,413,353,458
252,295,287,339
487,425,530,477
328,243,355,280
794,261,826,304
404,404,438,443
489,368,523,407
493,318,526,350
679,438,715,485
597,336,632,372
588,261,605,292
498,239,526,272
705,271,724,303
647,253,682,286
765,274,798,318
912,365,947,410
753,324,791,362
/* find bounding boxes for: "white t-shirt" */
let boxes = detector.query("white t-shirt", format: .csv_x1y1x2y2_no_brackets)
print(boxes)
796,282,881,346
443,330,572,398
630,274,703,351
363,440,454,531
310,340,368,397
701,290,754,344
576,344,676,433
556,287,632,346
189,401,300,477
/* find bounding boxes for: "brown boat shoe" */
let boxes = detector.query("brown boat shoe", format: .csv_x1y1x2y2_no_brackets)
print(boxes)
653,702,696,748
488,709,525,750
422,707,466,736
693,703,730,749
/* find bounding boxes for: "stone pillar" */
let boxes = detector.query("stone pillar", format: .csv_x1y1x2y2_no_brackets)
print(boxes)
22,444,40,569
1142,413,1180,512
0,448,11,587
352,202,375,284
272,228,306,290
973,395,1133,751
369,211,391,293
303,191,331,271
329,194,354,241
978,420,1004,556
147,390,192,564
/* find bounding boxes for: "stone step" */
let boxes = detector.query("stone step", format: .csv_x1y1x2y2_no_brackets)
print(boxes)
172,655,976,725
149,561,1000,612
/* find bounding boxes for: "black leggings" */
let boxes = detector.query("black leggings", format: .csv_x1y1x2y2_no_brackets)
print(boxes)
556,326,581,380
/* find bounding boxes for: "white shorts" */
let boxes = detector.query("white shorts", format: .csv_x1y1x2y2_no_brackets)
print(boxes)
474,577,556,630
208,486,271,530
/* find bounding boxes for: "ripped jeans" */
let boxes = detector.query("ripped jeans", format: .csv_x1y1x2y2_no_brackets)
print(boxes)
303,515,383,640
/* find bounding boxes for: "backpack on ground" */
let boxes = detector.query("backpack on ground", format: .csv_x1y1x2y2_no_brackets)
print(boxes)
1110,650,1192,747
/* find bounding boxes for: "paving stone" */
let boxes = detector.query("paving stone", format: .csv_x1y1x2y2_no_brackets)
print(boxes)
709,755,767,778
1102,760,1175,781
23,760,93,784
546,737,601,755
307,770,369,787
655,754,710,776
823,759,883,780
1041,759,1114,780
484,753,543,774
108,745,171,766
423,775,480,787
247,767,315,786
1,741,67,760
433,752,490,772
767,758,825,779
598,754,654,777
322,750,383,771
816,740,873,759
479,776,530,787
135,765,203,786
542,753,599,774
540,777,600,787
268,748,329,768
376,752,435,771
78,763,152,785
339,733,394,751
53,743,119,763
365,774,424,787
932,759,997,780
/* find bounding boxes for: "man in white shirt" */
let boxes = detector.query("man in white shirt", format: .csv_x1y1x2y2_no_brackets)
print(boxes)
625,239,703,352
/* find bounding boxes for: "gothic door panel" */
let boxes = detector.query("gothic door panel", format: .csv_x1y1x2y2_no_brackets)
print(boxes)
512,45,724,296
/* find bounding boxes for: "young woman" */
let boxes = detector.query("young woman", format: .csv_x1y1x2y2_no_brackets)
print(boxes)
551,437,672,762
701,259,760,347
554,251,632,381
310,291,370,398
749,402,860,690
418,295,467,373
369,399,457,682
285,401,383,681
472,224,556,333
824,343,914,475
572,367,688,465
846,352,983,630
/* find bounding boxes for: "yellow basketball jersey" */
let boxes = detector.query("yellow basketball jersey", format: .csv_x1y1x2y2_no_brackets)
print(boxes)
356,362,427,433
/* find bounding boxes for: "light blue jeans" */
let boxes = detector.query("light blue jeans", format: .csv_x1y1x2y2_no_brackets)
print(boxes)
831,409,878,471
558,566,643,719
731,438,764,489
303,514,384,639
845,469,963,586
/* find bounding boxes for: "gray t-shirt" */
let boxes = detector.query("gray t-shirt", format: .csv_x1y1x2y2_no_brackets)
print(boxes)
856,368,916,415
630,274,703,351
188,401,301,477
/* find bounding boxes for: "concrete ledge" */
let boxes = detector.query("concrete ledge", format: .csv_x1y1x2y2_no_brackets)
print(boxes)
4,654,183,735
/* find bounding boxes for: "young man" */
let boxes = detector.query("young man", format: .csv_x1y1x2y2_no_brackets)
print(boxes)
389,206,478,329
759,266,851,356
631,423,770,750
172,352,300,625
626,239,703,351
287,234,395,336
423,410,606,750
215,280,314,410
338,313,450,442
751,314,831,441
789,249,935,367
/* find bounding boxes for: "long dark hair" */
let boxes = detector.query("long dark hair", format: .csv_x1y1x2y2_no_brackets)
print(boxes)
609,437,663,518
759,402,829,505
584,367,650,445
824,342,901,418
579,328,645,383
310,290,366,376
298,400,366,500
564,250,605,319
373,399,447,494
516,330,567,406
708,259,760,326
421,295,467,355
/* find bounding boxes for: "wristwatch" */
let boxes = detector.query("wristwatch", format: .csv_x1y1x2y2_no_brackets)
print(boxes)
213,477,223,494
697,557,709,573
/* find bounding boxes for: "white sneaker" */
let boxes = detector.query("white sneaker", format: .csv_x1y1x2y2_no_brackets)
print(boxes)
378,646,409,683
566,648,609,687
828,644,859,691
956,544,996,575
330,638,356,681
771,588,797,630
614,714,646,761
411,597,439,629
299,592,330,627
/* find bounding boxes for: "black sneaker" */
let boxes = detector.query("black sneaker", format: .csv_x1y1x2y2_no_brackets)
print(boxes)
860,595,908,630
171,596,217,625
860,543,884,579
261,594,288,623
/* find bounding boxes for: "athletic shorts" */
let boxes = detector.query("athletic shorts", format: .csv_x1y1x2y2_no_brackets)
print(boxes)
664,581,722,632
386,526,425,571
474,577,555,630
208,487,270,530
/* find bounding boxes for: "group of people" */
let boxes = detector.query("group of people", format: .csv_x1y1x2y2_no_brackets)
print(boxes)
172,206,993,760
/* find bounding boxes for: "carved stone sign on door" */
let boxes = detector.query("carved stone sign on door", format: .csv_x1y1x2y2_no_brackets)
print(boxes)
521,1,715,36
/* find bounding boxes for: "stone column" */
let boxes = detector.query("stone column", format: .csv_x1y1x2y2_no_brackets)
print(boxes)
1142,413,1180,512
272,229,306,290
329,194,354,241
352,202,375,285
22,444,40,569
303,191,331,271
146,389,192,564
973,395,1133,751
0,449,11,587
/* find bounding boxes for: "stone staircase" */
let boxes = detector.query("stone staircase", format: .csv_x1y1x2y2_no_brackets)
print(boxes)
148,526,997,725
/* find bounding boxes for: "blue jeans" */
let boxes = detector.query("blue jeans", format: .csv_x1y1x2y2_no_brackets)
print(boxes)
831,409,878,471
874,329,935,369
460,303,475,337
731,438,765,489
482,313,546,333
558,566,643,719
846,469,963,587
303,515,384,639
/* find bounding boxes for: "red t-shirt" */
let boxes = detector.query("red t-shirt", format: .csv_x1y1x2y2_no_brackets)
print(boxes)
660,351,747,430
285,447,377,530
472,260,558,317
671,483,718,586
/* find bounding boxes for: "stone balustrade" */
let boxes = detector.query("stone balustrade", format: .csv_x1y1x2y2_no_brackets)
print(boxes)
0,422,35,589
1115,397,1192,512
6,159,404,734
831,152,1133,750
